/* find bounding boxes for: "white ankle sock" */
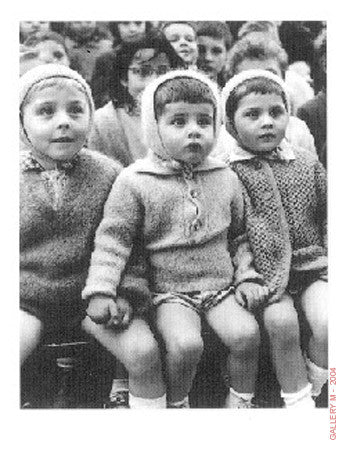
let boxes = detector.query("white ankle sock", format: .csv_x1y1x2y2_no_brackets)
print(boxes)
304,354,328,397
225,387,254,408
167,396,190,408
281,383,315,408
129,393,167,409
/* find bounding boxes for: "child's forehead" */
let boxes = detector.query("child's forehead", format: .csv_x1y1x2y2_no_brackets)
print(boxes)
27,79,88,103
197,35,226,49
238,91,286,107
162,101,214,115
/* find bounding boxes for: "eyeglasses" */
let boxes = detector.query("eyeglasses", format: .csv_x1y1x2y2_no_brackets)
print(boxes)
128,65,171,77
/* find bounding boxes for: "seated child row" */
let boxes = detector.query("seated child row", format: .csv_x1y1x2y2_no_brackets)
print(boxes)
20,63,327,408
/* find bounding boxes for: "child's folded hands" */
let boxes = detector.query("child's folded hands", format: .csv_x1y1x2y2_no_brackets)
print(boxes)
235,282,269,312
87,296,133,328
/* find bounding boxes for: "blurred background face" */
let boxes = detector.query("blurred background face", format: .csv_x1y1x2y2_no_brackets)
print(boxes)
68,21,96,38
163,23,198,65
123,48,171,100
20,21,50,39
197,35,227,79
34,40,70,65
118,21,146,43
235,58,283,78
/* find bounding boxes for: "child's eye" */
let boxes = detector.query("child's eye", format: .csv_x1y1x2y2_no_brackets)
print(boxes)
270,106,285,118
68,104,85,115
53,51,64,60
37,105,54,116
198,116,213,127
211,47,223,55
171,117,186,126
245,110,259,119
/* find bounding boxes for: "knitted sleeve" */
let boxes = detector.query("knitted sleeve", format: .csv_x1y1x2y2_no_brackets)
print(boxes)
82,170,142,301
314,160,328,249
228,174,264,287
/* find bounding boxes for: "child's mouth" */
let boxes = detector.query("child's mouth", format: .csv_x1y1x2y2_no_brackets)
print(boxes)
51,137,74,143
186,143,202,152
258,133,276,142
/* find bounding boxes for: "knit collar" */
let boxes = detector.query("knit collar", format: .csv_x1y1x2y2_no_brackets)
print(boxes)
134,150,227,176
20,149,79,172
226,139,296,164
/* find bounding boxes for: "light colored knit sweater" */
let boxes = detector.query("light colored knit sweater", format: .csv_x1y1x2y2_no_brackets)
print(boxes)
83,70,262,301
88,102,147,167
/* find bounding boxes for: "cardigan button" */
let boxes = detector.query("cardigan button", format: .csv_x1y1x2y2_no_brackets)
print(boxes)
190,189,198,199
254,160,262,169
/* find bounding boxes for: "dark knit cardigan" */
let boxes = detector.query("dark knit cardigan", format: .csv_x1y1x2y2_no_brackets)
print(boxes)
20,148,149,328
229,147,327,304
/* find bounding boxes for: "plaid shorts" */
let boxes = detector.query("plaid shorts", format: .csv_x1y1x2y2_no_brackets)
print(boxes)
152,285,235,314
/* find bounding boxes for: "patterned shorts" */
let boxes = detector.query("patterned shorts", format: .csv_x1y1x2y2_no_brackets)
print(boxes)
152,285,235,314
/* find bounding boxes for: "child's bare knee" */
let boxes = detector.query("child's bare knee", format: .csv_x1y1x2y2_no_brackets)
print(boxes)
228,321,260,355
264,303,300,342
165,333,204,363
124,334,162,377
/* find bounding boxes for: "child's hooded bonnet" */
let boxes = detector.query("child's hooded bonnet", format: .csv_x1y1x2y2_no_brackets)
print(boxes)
19,64,95,148
221,68,291,123
141,69,222,164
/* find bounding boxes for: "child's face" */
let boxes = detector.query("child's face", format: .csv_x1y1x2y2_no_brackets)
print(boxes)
235,57,283,78
124,49,171,100
33,40,70,66
68,21,96,39
231,92,288,153
197,36,227,79
118,21,146,42
20,21,50,39
23,82,90,168
163,23,198,65
158,101,215,166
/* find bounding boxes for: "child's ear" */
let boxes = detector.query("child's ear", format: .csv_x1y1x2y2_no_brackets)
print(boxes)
120,78,128,89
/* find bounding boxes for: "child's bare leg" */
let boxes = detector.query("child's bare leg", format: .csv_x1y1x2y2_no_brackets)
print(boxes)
301,280,328,368
82,316,165,402
154,303,203,405
263,294,311,401
300,280,328,396
20,310,42,365
205,295,260,407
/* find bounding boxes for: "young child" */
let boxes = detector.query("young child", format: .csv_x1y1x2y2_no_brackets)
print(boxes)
161,21,198,69
212,33,317,161
83,70,268,408
20,21,50,43
196,21,233,88
88,34,184,167
91,21,150,109
20,64,166,408
20,31,70,76
221,69,328,407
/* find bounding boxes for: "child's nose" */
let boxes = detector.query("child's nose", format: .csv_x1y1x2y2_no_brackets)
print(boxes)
56,111,71,128
261,113,274,127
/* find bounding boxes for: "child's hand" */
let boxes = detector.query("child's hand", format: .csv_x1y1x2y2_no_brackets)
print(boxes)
107,297,133,329
235,282,269,312
86,296,119,325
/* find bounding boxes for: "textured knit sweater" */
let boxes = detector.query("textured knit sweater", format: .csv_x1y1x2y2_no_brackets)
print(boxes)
228,142,327,304
20,148,148,327
88,102,147,167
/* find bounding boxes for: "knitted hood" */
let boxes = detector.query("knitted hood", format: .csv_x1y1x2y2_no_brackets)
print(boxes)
221,68,291,123
141,69,222,162
19,64,95,148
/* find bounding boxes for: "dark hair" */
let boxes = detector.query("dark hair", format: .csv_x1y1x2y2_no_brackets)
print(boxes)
108,21,152,47
154,76,217,119
196,21,233,51
228,33,288,78
225,77,288,124
23,30,69,56
110,33,185,109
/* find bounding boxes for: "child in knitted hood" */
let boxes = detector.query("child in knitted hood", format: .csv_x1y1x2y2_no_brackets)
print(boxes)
83,70,268,408
20,64,166,408
222,69,328,407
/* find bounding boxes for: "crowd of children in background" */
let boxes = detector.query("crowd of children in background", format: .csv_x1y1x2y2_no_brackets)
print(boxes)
20,21,328,409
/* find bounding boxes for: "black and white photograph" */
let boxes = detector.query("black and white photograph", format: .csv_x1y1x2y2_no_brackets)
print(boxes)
2,1,345,449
